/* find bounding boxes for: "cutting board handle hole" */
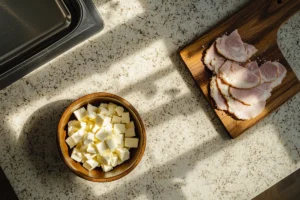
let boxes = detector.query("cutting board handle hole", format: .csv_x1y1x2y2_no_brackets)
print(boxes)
277,0,282,4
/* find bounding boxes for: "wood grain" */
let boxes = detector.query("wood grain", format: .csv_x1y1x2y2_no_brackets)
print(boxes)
57,92,146,182
180,0,300,138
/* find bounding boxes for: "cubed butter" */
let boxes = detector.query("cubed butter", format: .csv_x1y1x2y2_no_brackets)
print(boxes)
71,129,85,144
125,138,139,148
114,124,125,134
87,104,98,114
99,103,108,109
121,112,130,123
96,141,108,154
115,106,124,116
111,116,121,124
68,120,80,136
73,107,87,121
110,153,118,167
125,121,135,129
83,159,99,171
92,125,101,133
84,132,94,145
83,153,96,160
65,137,76,148
102,116,112,127
115,147,130,162
101,164,113,172
71,148,83,162
86,144,97,154
95,128,109,141
108,103,117,115
99,107,109,116
125,128,135,138
95,115,103,127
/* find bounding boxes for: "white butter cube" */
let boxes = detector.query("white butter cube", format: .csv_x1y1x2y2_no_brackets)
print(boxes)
121,112,130,123
125,138,139,148
99,103,108,109
86,144,97,154
115,106,124,116
80,122,87,130
84,132,94,145
73,107,87,121
83,153,96,160
99,107,109,116
117,159,124,165
111,116,121,123
108,103,117,115
71,148,83,162
95,128,109,141
114,124,125,134
83,159,99,171
101,164,113,172
96,141,108,154
115,147,130,162
65,137,76,148
125,128,135,138
87,104,98,114
102,116,112,127
110,153,118,167
92,125,101,133
125,121,135,129
71,129,85,144
95,115,103,127
106,134,124,150
86,121,95,132
67,120,81,136
101,151,112,165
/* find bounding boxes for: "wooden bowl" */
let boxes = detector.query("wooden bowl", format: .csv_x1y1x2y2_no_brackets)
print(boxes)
57,92,146,182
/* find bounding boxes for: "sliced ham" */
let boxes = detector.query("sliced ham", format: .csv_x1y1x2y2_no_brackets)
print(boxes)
245,61,261,78
210,77,227,110
260,61,278,83
216,77,265,120
204,42,225,73
271,62,287,88
219,60,260,89
229,83,272,105
216,30,257,62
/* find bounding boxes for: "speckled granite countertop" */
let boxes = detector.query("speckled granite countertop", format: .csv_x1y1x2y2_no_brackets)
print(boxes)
1,0,300,199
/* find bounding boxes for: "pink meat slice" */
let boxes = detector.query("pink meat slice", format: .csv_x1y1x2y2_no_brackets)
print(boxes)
216,77,265,120
219,60,260,89
204,42,225,73
216,30,257,62
260,61,279,83
210,76,227,110
229,83,272,105
271,62,287,88
245,61,261,78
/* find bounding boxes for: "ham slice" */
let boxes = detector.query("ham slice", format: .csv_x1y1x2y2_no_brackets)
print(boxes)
245,61,261,78
204,42,225,73
229,83,272,105
216,77,265,120
219,60,260,89
210,77,227,110
216,30,257,62
260,61,278,83
271,62,287,88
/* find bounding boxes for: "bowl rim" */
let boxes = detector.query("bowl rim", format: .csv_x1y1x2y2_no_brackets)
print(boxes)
57,92,146,182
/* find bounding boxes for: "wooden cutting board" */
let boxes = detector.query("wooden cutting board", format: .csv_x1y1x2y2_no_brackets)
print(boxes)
180,0,300,138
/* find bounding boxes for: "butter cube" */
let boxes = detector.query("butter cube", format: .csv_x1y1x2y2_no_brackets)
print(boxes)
101,164,113,172
121,112,130,123
95,115,103,127
125,138,139,148
102,116,112,127
106,134,124,150
125,128,135,138
71,148,83,162
106,136,118,150
114,124,125,134
115,147,130,162
73,107,87,121
110,153,118,167
68,120,81,136
71,129,85,144
92,125,101,133
99,103,108,109
108,103,117,115
83,159,99,171
86,144,97,154
125,121,135,129
115,106,124,116
99,107,109,116
95,128,109,141
84,132,94,145
83,153,96,160
87,104,98,114
65,137,76,148
80,122,87,131
111,116,121,124
96,141,108,154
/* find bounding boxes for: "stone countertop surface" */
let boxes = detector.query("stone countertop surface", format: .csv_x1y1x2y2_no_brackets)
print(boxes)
1,0,300,199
